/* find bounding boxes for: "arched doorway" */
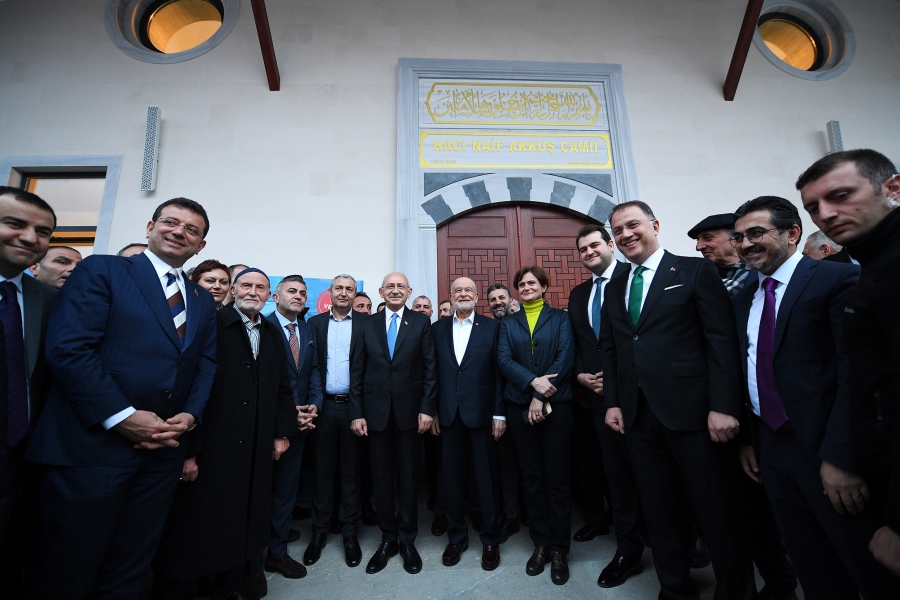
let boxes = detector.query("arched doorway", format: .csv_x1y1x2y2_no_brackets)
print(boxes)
437,203,594,315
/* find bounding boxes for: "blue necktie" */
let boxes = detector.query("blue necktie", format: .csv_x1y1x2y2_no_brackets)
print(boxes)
387,313,398,359
591,276,605,339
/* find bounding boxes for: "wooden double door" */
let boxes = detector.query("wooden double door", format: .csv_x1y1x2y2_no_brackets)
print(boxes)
437,204,593,316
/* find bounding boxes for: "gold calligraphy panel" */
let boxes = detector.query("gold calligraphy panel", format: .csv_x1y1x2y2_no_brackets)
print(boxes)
424,82,601,127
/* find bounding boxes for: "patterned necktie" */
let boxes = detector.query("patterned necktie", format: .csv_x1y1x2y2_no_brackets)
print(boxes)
756,277,789,431
285,323,300,368
0,281,28,447
387,313,398,359
627,266,646,328
165,270,186,347
591,276,605,339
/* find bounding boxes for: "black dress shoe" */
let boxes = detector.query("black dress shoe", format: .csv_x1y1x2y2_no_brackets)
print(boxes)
689,534,710,568
525,546,550,576
442,539,469,566
366,539,398,574
303,532,327,565
598,552,644,588
431,513,448,536
343,535,362,568
400,543,422,574
549,551,569,585
482,545,500,571
573,523,610,542
264,554,308,579
498,516,520,544
287,528,301,543
361,500,378,527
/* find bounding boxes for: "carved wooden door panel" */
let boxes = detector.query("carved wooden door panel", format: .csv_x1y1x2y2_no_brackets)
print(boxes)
437,204,590,316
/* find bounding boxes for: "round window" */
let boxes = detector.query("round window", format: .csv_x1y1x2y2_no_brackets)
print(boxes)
758,13,824,71
141,0,224,54
752,0,855,81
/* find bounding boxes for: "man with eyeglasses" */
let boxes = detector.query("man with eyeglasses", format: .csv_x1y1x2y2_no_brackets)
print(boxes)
350,272,437,575
688,213,753,297
430,277,505,571
600,200,755,600
731,195,900,598
24,198,218,599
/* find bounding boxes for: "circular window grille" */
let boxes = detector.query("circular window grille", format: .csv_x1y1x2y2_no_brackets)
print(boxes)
753,0,855,81
105,0,239,64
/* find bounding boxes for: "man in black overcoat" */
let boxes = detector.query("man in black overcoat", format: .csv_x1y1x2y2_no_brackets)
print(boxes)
153,269,297,600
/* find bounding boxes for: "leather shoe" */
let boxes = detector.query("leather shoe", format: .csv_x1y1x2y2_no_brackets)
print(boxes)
400,543,422,574
573,523,609,542
365,539,398,574
598,552,643,588
498,516,520,544
243,565,267,597
264,553,307,579
431,513,448,536
689,534,710,568
303,532,327,565
482,545,500,571
550,551,569,585
442,539,469,566
525,545,550,576
287,528,301,543
343,535,362,568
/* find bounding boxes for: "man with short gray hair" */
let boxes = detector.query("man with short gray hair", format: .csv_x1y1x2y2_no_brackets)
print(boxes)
803,230,849,262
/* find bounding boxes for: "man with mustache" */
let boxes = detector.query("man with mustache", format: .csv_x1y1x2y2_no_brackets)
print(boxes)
798,149,900,580
688,213,753,297
350,272,437,575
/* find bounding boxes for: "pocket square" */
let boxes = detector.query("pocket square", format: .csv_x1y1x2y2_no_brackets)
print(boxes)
308,340,314,345
664,284,683,291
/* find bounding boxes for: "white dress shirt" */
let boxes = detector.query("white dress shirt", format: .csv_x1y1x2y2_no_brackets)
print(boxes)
587,260,618,331
746,250,803,416
623,246,665,312
385,305,405,329
103,250,188,429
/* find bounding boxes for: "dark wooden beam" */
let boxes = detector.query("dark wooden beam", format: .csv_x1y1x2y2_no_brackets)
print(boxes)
723,0,765,101
250,0,280,91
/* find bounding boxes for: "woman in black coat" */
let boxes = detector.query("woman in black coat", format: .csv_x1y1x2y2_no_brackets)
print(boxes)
497,265,575,586
153,299,298,598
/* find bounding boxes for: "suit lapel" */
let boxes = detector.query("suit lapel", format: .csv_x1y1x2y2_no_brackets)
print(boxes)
181,280,202,351
125,255,180,349
376,312,392,360
531,303,553,336
458,313,483,367
635,252,680,331
773,257,815,355
733,279,758,379
267,313,298,375
21,277,41,378
392,310,413,357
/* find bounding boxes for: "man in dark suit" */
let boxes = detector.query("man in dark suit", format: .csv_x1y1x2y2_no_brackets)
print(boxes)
568,224,643,589
23,198,218,599
733,195,900,598
304,274,366,569
0,187,57,597
601,201,754,600
350,272,437,575
258,275,322,583
431,277,504,571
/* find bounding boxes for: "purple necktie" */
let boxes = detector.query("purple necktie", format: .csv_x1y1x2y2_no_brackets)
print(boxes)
0,281,28,447
756,277,788,431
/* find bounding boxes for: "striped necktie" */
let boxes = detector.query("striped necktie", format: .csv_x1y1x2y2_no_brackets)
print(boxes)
285,323,300,368
165,270,186,347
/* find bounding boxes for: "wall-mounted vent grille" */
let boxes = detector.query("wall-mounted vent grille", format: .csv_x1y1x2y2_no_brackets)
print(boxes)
827,120,843,153
141,107,160,191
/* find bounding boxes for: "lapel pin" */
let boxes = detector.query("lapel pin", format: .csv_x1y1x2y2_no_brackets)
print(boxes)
404,321,408,325
670,267,676,271
194,289,199,295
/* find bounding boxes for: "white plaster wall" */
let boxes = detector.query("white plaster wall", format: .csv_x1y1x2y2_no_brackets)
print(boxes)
0,0,898,292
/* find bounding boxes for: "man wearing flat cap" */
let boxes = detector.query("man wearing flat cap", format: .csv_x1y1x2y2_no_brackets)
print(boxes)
688,213,753,297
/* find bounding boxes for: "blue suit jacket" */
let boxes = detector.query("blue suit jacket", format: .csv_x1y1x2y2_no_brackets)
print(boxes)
265,311,322,414
26,253,218,466
432,312,503,429
731,255,860,471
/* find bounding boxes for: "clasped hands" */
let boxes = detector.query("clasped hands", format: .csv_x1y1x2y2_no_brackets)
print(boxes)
297,404,318,431
114,410,195,450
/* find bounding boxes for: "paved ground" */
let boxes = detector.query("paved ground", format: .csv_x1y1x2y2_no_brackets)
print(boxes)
260,500,750,600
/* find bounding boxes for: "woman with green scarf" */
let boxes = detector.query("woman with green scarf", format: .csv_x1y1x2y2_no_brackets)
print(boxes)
497,265,575,585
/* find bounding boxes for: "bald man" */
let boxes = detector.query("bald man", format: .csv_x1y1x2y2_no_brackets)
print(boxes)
28,246,82,289
350,272,437,575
